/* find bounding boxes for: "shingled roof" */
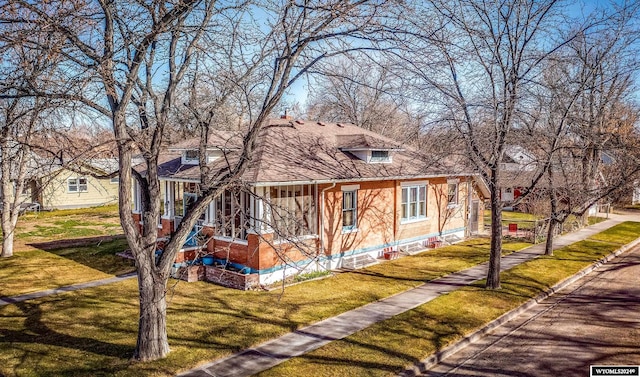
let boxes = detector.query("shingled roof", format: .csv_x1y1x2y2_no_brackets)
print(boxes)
153,119,467,184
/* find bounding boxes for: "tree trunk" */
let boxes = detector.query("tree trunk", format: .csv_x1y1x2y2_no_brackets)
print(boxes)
545,172,558,256
545,219,556,256
486,170,502,289
132,264,170,361
0,134,13,258
1,218,15,258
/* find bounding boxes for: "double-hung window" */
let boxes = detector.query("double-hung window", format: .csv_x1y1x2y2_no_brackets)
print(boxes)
68,177,88,193
447,183,458,205
342,190,357,232
401,184,426,222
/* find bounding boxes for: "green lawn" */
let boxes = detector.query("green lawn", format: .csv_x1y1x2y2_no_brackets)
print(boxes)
0,238,531,377
484,209,607,232
484,209,542,230
0,205,131,297
15,205,122,241
1,207,635,377
257,222,640,377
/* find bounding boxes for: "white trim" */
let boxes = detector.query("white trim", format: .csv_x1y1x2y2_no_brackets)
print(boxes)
213,236,249,246
341,184,360,191
272,234,319,245
400,217,430,225
250,174,480,187
447,178,460,184
401,180,428,187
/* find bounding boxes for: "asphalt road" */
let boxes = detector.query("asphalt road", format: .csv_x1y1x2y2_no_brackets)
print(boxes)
421,243,640,377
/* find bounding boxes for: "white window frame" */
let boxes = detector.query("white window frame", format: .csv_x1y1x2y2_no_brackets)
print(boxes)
369,150,391,163
342,189,358,233
401,181,427,223
447,181,459,206
182,150,199,164
68,177,88,193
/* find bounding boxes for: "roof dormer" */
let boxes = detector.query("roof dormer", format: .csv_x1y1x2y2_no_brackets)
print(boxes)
178,149,227,165
336,134,403,164
182,150,199,165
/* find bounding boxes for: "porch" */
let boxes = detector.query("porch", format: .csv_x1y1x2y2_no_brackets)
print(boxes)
133,180,322,273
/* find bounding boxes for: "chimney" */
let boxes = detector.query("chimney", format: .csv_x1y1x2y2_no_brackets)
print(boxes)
281,109,292,120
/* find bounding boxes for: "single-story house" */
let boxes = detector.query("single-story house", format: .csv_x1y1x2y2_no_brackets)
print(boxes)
134,118,488,288
12,157,119,210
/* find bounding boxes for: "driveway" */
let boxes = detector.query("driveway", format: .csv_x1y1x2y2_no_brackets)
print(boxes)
421,243,640,377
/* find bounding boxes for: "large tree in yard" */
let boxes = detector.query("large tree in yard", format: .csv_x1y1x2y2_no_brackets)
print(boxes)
1,0,393,361
395,0,609,289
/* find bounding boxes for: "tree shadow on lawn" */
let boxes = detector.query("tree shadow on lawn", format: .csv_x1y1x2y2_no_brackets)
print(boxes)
27,236,136,276
0,297,136,376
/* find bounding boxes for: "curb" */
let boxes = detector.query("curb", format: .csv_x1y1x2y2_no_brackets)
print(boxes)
399,236,640,377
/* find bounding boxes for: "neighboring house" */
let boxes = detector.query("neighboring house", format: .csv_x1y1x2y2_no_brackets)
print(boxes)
499,145,614,215
14,157,119,210
134,118,488,288
499,146,537,203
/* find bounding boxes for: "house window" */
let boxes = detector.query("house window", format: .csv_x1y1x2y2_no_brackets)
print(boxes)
268,184,317,239
401,185,427,222
110,176,119,184
447,183,458,205
68,177,88,193
370,150,390,163
185,150,199,161
342,190,357,231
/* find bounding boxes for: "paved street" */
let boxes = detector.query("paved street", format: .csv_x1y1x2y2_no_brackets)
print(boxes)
421,243,640,377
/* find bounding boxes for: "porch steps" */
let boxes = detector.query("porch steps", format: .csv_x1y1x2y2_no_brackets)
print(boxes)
341,254,378,270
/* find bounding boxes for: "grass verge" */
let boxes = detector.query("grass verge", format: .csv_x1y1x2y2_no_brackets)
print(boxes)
256,221,640,377
0,238,530,377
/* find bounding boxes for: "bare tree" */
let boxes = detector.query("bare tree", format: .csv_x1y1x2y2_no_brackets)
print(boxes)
306,58,421,142
396,0,577,288
527,6,640,255
0,25,67,258
1,0,392,361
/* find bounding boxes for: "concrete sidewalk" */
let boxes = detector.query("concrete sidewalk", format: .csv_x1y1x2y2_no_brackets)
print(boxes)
179,214,636,377
0,272,137,307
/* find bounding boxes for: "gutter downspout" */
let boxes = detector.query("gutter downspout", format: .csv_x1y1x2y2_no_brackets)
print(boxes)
319,182,337,260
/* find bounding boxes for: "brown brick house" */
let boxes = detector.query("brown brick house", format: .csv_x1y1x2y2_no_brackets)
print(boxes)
133,118,488,287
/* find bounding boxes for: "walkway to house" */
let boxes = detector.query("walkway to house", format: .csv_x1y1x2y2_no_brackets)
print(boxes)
0,272,137,307
178,213,638,377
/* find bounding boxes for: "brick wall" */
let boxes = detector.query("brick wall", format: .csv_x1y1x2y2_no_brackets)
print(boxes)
205,266,260,290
